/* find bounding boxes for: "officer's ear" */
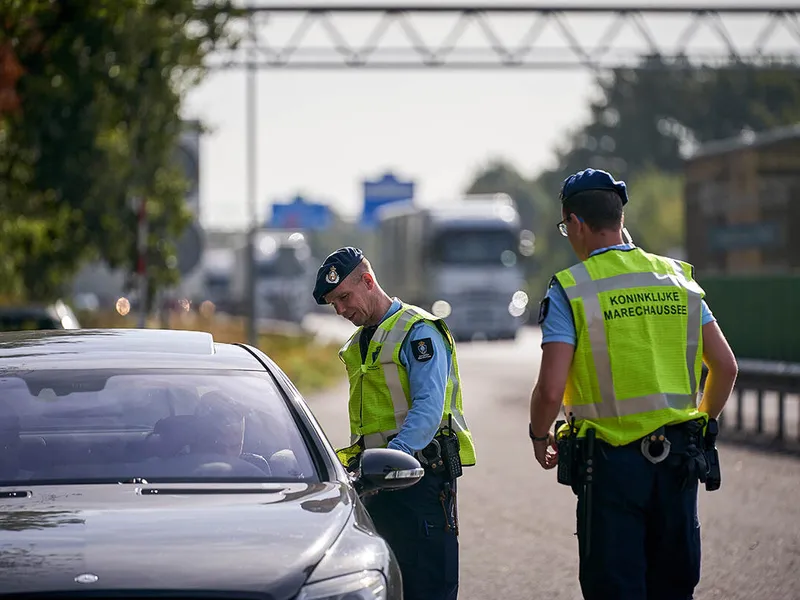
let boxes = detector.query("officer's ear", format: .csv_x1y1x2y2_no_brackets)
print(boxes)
569,213,589,235
362,272,376,291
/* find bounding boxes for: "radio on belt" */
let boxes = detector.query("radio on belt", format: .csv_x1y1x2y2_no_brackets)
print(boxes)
420,414,463,480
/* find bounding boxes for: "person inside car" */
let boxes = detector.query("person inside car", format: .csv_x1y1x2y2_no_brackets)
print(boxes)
192,391,273,476
143,392,270,479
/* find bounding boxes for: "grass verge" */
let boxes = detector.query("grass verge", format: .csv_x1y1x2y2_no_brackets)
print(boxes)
77,311,344,396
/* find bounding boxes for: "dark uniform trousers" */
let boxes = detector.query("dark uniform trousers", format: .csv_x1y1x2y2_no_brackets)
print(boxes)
576,423,703,600
365,468,459,600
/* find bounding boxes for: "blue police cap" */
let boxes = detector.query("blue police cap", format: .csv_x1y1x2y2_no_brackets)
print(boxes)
313,247,364,305
559,168,628,206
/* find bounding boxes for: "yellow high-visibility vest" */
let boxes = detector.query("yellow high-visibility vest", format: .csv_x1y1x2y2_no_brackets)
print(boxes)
336,303,476,467
554,247,708,446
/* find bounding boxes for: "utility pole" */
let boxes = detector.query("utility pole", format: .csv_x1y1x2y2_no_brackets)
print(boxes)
245,16,258,347
135,197,148,328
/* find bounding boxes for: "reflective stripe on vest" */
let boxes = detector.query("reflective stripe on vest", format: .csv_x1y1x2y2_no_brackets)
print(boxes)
339,304,475,466
562,257,703,421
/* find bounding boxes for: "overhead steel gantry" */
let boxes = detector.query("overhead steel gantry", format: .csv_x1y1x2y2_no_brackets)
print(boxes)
211,4,800,71
220,4,800,345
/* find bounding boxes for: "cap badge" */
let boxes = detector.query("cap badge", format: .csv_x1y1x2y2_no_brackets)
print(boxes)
325,265,340,284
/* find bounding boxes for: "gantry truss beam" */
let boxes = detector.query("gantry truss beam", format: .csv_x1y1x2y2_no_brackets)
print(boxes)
208,4,800,70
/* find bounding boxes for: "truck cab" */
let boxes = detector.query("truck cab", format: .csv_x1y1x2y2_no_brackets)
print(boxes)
376,194,530,341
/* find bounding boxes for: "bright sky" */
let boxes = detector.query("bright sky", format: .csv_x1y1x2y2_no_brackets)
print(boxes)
182,1,799,229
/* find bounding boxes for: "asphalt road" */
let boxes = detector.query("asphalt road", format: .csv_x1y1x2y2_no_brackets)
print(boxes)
302,319,800,600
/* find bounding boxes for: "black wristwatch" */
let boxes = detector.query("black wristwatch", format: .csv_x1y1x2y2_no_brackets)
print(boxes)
529,423,549,442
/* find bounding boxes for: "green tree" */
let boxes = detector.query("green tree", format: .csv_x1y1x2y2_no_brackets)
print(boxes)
623,168,685,257
0,0,238,302
466,60,800,301
547,60,800,183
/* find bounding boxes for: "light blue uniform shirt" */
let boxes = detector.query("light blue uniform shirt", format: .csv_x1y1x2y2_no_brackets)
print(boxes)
373,299,450,456
541,243,716,346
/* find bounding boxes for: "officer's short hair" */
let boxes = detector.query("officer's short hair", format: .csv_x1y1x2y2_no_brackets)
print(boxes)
562,189,623,232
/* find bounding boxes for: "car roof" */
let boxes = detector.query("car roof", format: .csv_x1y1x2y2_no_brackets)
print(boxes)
0,328,265,371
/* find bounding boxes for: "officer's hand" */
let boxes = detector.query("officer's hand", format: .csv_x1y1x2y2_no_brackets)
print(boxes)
533,433,558,470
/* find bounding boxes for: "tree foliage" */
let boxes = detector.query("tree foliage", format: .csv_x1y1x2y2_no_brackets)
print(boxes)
0,0,238,302
468,61,800,298
623,168,685,258
547,60,800,184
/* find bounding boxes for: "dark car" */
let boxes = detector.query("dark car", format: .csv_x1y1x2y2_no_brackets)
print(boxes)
0,300,80,332
0,328,423,599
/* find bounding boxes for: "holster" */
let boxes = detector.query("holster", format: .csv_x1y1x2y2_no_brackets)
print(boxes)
659,419,710,490
555,421,596,560
418,426,462,480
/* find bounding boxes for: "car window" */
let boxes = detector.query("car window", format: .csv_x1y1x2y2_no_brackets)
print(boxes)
0,369,318,485
0,315,61,331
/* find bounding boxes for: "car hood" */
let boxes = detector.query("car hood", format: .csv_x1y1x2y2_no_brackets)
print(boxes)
0,481,355,598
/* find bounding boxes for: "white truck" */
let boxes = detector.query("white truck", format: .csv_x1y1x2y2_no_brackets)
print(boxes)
229,230,317,323
374,194,530,341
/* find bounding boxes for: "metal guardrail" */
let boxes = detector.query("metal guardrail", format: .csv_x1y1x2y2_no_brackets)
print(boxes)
707,360,800,455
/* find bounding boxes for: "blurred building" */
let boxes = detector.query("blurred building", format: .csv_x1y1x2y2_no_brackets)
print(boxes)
683,124,800,362
684,123,800,275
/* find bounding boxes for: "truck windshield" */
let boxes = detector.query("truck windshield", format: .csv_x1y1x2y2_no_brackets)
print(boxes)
205,273,229,288
256,247,311,278
432,229,518,265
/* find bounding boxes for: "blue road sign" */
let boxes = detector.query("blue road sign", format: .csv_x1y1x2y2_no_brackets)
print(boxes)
361,172,415,228
270,195,332,230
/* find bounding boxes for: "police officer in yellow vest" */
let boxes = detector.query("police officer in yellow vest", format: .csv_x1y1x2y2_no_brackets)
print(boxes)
312,247,476,600
528,169,738,600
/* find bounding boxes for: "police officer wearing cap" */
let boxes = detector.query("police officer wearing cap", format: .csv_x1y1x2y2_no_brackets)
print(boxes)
313,247,476,600
528,169,738,599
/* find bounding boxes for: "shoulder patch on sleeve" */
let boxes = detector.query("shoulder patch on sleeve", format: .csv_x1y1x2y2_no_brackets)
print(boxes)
411,337,434,362
537,296,550,325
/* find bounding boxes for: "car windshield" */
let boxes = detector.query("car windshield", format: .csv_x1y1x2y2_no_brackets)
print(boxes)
0,369,318,485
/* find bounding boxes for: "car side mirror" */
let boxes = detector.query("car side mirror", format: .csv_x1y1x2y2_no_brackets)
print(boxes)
355,448,424,497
